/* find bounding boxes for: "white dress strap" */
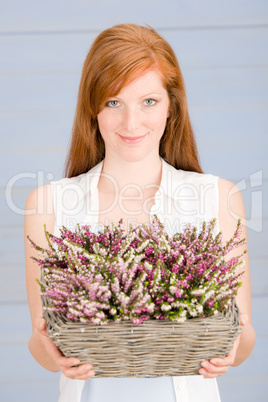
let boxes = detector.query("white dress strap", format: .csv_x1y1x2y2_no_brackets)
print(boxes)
172,377,189,402
58,373,85,402
173,376,221,402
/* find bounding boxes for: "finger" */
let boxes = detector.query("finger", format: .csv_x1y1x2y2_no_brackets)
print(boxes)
35,317,49,337
56,354,81,369
43,332,85,375
62,364,95,380
199,366,228,379
209,352,234,367
210,336,240,367
36,318,95,380
200,361,229,377
240,313,249,326
45,339,81,368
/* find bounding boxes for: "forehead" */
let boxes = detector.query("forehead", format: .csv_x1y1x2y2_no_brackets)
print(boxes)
112,69,167,98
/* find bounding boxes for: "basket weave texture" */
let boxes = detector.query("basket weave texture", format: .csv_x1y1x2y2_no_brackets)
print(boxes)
44,296,241,377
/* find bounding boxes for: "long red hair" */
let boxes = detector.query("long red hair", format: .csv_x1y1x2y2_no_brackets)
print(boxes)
64,24,202,177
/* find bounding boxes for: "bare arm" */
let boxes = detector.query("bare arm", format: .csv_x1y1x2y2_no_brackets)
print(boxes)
218,178,256,366
25,184,95,379
199,178,256,378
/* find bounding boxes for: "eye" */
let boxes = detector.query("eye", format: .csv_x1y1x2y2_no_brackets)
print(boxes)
144,99,156,106
106,100,120,107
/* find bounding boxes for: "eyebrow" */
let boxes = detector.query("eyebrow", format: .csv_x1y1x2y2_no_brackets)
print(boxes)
140,93,163,98
107,93,163,100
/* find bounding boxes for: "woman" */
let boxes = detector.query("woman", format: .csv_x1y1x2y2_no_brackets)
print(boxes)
25,24,256,402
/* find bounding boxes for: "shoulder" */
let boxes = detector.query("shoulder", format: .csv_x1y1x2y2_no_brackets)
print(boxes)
24,176,85,213
25,184,53,212
25,184,55,245
218,177,245,218
50,172,88,189
48,172,91,210
163,162,219,200
218,177,246,240
49,162,103,197
163,160,218,186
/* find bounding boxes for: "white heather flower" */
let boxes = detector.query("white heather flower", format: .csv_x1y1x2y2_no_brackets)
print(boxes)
134,254,145,264
118,293,130,306
161,303,172,312
125,254,135,264
62,239,70,247
174,317,186,323
144,262,153,271
169,286,177,295
57,251,66,260
170,273,177,282
83,252,96,262
196,304,203,313
91,317,101,324
171,301,188,309
190,309,197,317
69,308,81,316
99,248,107,256
220,297,232,305
191,289,205,296
214,310,219,315
218,284,229,292
93,243,100,254
80,317,90,323
215,256,224,266
136,240,149,253
146,302,155,312
203,289,215,302
139,271,147,282
177,255,184,265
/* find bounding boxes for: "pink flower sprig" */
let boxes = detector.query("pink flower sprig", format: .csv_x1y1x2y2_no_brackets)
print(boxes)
27,215,246,325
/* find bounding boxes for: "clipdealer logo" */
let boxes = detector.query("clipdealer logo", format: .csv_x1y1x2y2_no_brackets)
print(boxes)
4,169,264,233
228,170,263,232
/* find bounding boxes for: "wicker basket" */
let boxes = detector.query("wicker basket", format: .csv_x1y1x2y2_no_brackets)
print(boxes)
43,292,241,377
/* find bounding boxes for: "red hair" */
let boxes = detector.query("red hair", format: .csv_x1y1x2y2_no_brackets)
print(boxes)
64,24,202,177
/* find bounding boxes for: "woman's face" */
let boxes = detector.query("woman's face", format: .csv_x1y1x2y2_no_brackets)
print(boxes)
97,69,170,163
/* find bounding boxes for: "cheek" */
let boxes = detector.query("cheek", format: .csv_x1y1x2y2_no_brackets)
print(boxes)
151,107,169,130
97,112,120,134
97,112,107,132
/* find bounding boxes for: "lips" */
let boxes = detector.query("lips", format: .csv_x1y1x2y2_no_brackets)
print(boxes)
118,133,147,144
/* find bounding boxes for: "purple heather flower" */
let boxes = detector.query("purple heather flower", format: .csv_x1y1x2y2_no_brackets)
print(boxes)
29,215,246,324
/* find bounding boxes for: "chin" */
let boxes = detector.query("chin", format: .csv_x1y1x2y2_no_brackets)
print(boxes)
119,150,150,164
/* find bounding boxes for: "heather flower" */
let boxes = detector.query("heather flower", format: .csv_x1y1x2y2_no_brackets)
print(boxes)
28,215,246,325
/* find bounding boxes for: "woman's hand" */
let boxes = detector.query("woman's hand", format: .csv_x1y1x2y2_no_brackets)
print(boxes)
35,318,95,380
199,314,248,379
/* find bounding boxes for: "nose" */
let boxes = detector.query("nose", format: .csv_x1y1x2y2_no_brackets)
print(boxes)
122,106,141,133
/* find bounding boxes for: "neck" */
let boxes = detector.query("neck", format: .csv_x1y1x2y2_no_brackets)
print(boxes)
99,153,162,195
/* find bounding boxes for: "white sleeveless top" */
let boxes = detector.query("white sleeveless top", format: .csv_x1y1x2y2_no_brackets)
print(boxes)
51,157,221,402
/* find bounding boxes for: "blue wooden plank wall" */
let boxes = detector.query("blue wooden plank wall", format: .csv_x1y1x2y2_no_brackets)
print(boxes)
1,1,267,401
